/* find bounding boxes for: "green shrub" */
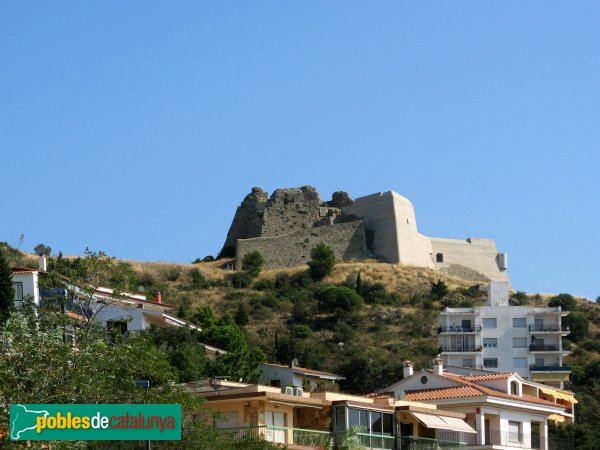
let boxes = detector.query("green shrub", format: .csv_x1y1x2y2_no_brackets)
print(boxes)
242,251,265,278
254,278,275,291
307,243,336,280
430,279,449,300
228,272,253,288
549,293,577,311
189,268,210,289
166,267,181,282
291,324,313,339
235,302,250,326
316,285,363,320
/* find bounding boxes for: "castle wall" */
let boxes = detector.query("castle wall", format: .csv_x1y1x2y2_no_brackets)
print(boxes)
344,192,434,268
260,187,322,237
235,221,369,269
222,188,268,251
430,237,509,283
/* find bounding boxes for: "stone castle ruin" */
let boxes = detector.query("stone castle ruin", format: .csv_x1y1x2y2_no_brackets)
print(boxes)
221,186,510,283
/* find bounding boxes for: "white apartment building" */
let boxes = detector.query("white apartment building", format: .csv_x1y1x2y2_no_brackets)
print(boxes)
438,282,571,388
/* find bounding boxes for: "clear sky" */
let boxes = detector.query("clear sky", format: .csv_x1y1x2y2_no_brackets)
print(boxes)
1,2,598,300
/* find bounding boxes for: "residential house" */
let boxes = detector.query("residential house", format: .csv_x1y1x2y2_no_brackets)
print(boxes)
381,359,574,450
188,378,476,450
11,267,40,307
260,360,345,392
438,282,571,387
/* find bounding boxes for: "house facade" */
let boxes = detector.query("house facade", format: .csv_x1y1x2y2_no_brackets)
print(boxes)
260,361,345,392
188,379,476,450
438,282,571,387
382,359,574,450
11,267,40,307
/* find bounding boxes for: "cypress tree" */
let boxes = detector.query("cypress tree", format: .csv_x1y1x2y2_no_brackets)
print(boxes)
0,249,15,325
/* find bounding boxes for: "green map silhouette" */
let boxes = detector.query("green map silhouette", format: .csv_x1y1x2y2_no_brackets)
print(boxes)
10,404,49,440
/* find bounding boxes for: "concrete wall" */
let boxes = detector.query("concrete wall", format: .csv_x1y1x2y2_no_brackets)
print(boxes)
431,237,509,283
12,271,39,306
235,221,369,269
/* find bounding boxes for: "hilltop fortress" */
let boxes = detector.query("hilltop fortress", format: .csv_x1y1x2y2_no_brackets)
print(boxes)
222,186,509,283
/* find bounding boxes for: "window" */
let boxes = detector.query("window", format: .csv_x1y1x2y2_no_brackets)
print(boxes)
334,406,346,432
483,338,497,348
510,381,519,395
13,282,23,301
345,408,394,436
483,358,498,368
436,253,444,263
513,318,527,328
513,357,528,368
462,359,474,368
482,318,497,328
508,421,522,442
270,380,281,388
513,338,528,348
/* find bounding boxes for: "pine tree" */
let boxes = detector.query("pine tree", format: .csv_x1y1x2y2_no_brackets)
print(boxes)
0,249,15,325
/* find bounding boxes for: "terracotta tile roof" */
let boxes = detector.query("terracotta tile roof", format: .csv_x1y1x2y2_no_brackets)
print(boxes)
461,373,514,381
11,267,38,273
404,372,562,408
405,386,484,401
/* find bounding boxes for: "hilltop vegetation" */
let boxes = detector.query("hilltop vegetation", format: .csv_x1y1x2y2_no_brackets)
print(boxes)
3,242,600,447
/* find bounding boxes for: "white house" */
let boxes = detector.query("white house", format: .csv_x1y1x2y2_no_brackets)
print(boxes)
381,359,573,450
260,360,345,392
11,267,40,307
438,282,571,387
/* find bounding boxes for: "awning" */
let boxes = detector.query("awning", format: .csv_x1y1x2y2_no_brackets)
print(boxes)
548,414,566,423
539,387,578,404
411,412,476,434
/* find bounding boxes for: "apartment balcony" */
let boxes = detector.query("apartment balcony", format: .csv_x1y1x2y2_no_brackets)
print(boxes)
440,345,482,353
459,430,573,449
529,325,570,334
219,425,331,449
530,365,571,372
529,344,571,353
438,326,482,334
398,436,466,450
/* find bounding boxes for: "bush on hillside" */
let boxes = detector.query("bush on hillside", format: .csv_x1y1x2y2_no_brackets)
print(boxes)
228,271,253,288
316,285,363,321
307,243,336,280
242,251,265,278
549,293,577,311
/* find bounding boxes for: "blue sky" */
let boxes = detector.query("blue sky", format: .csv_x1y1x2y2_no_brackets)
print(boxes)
1,2,598,300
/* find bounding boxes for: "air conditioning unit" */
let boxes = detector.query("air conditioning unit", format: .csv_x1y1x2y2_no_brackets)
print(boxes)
293,387,304,397
282,386,294,395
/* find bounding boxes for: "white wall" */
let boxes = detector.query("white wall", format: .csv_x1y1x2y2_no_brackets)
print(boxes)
12,271,39,306
93,304,147,331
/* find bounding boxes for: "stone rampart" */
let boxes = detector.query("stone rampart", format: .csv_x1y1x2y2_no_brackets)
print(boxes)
431,237,509,283
235,221,369,269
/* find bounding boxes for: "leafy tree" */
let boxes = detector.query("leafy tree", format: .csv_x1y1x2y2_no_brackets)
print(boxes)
430,279,449,300
596,295,600,305
549,293,577,311
564,313,590,342
33,243,52,256
0,249,14,326
316,285,363,321
189,268,210,289
191,303,217,327
242,251,265,278
307,242,336,280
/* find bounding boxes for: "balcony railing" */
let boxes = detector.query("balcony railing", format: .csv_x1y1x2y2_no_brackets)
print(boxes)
399,436,466,450
218,425,331,447
529,325,569,332
529,344,571,352
530,364,571,372
440,345,482,353
355,433,395,449
438,326,481,334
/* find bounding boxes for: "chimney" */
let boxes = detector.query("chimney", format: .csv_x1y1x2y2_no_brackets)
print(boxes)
38,255,47,272
433,358,444,376
290,358,299,369
403,361,414,378
156,291,162,304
